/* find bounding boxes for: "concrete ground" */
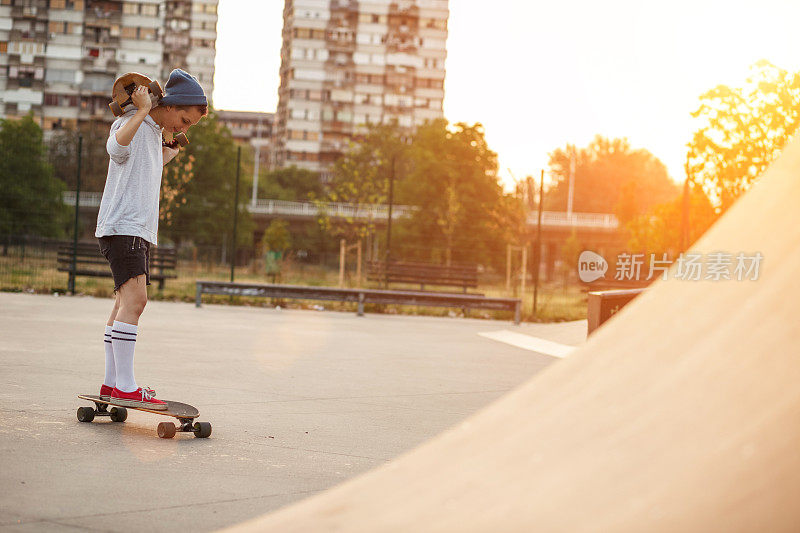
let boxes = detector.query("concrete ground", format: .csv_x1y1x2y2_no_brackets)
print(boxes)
0,292,585,532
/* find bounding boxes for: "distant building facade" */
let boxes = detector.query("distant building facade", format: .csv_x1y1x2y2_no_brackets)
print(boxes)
273,0,448,178
0,0,218,132
216,109,274,168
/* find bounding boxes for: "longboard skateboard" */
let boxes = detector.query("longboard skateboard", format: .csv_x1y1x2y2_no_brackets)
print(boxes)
108,72,189,148
77,394,211,439
109,72,162,117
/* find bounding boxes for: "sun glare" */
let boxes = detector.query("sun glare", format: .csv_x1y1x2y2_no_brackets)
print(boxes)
213,0,800,190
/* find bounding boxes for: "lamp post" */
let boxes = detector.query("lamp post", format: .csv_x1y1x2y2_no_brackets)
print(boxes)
69,135,83,295
532,169,545,317
251,114,262,208
385,134,409,284
230,146,241,283
386,154,396,263
681,155,691,253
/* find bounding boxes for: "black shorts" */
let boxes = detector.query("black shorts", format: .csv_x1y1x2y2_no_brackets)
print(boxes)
98,235,151,292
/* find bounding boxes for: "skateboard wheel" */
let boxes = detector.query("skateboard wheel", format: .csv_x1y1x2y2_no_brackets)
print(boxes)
110,407,128,423
109,101,123,116
157,421,177,439
77,406,95,423
148,80,163,98
193,421,212,439
175,132,189,146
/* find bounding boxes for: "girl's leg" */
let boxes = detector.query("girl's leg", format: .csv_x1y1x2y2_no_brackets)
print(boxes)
111,275,147,392
102,294,120,390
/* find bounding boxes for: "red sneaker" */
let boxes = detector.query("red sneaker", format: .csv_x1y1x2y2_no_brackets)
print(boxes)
110,387,168,410
100,384,114,401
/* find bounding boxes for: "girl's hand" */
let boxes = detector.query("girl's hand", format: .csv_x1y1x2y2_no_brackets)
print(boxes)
131,85,152,113
163,145,180,165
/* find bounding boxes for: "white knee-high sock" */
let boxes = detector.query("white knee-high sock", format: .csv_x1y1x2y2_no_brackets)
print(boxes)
103,325,115,388
111,320,138,393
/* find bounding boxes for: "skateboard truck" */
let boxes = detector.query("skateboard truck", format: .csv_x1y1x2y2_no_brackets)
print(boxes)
163,132,189,149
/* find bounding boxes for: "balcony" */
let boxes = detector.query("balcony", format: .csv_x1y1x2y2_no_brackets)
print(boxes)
6,55,45,68
4,103,44,117
326,38,355,53
78,107,112,121
320,140,345,152
81,56,119,74
388,2,420,19
11,3,49,20
85,11,121,27
329,0,358,12
5,78,45,92
321,120,352,134
164,35,190,48
83,34,120,47
9,29,48,42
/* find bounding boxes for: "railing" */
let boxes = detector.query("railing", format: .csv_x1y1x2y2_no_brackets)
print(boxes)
528,211,619,229
251,199,415,220
64,191,102,207
61,192,414,220
63,192,619,228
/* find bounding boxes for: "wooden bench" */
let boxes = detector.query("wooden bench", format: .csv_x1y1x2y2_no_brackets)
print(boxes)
57,241,177,291
367,260,480,294
195,280,521,324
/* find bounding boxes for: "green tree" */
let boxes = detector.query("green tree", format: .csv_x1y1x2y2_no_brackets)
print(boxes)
625,183,717,255
395,120,521,268
261,219,291,253
321,123,407,242
48,122,110,192
260,219,291,278
688,59,800,212
160,109,254,254
258,166,322,201
0,114,69,239
546,136,677,223
559,230,582,281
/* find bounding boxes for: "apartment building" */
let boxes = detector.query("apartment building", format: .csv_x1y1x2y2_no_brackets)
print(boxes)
216,109,274,167
0,0,217,132
273,0,448,177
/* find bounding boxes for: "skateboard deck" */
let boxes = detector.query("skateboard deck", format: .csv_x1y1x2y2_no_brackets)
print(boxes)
77,394,211,439
109,72,162,117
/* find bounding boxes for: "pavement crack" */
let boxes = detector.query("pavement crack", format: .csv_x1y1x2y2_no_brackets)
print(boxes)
248,440,390,461
4,490,324,525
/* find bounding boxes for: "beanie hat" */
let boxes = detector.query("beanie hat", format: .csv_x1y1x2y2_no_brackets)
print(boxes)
160,69,207,106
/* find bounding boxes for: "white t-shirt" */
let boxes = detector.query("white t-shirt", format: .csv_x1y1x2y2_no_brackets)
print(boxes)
95,110,163,245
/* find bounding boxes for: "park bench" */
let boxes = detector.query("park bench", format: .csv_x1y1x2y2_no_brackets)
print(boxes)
366,260,480,294
195,280,521,324
57,241,177,291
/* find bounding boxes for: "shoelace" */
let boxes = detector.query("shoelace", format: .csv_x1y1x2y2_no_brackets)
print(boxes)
140,387,157,401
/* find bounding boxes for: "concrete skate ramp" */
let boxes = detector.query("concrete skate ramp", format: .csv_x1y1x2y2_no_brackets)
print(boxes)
226,138,800,532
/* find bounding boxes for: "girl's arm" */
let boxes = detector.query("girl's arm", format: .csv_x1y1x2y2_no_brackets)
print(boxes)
115,86,152,146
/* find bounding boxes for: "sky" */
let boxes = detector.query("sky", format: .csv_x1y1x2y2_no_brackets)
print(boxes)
212,0,800,189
